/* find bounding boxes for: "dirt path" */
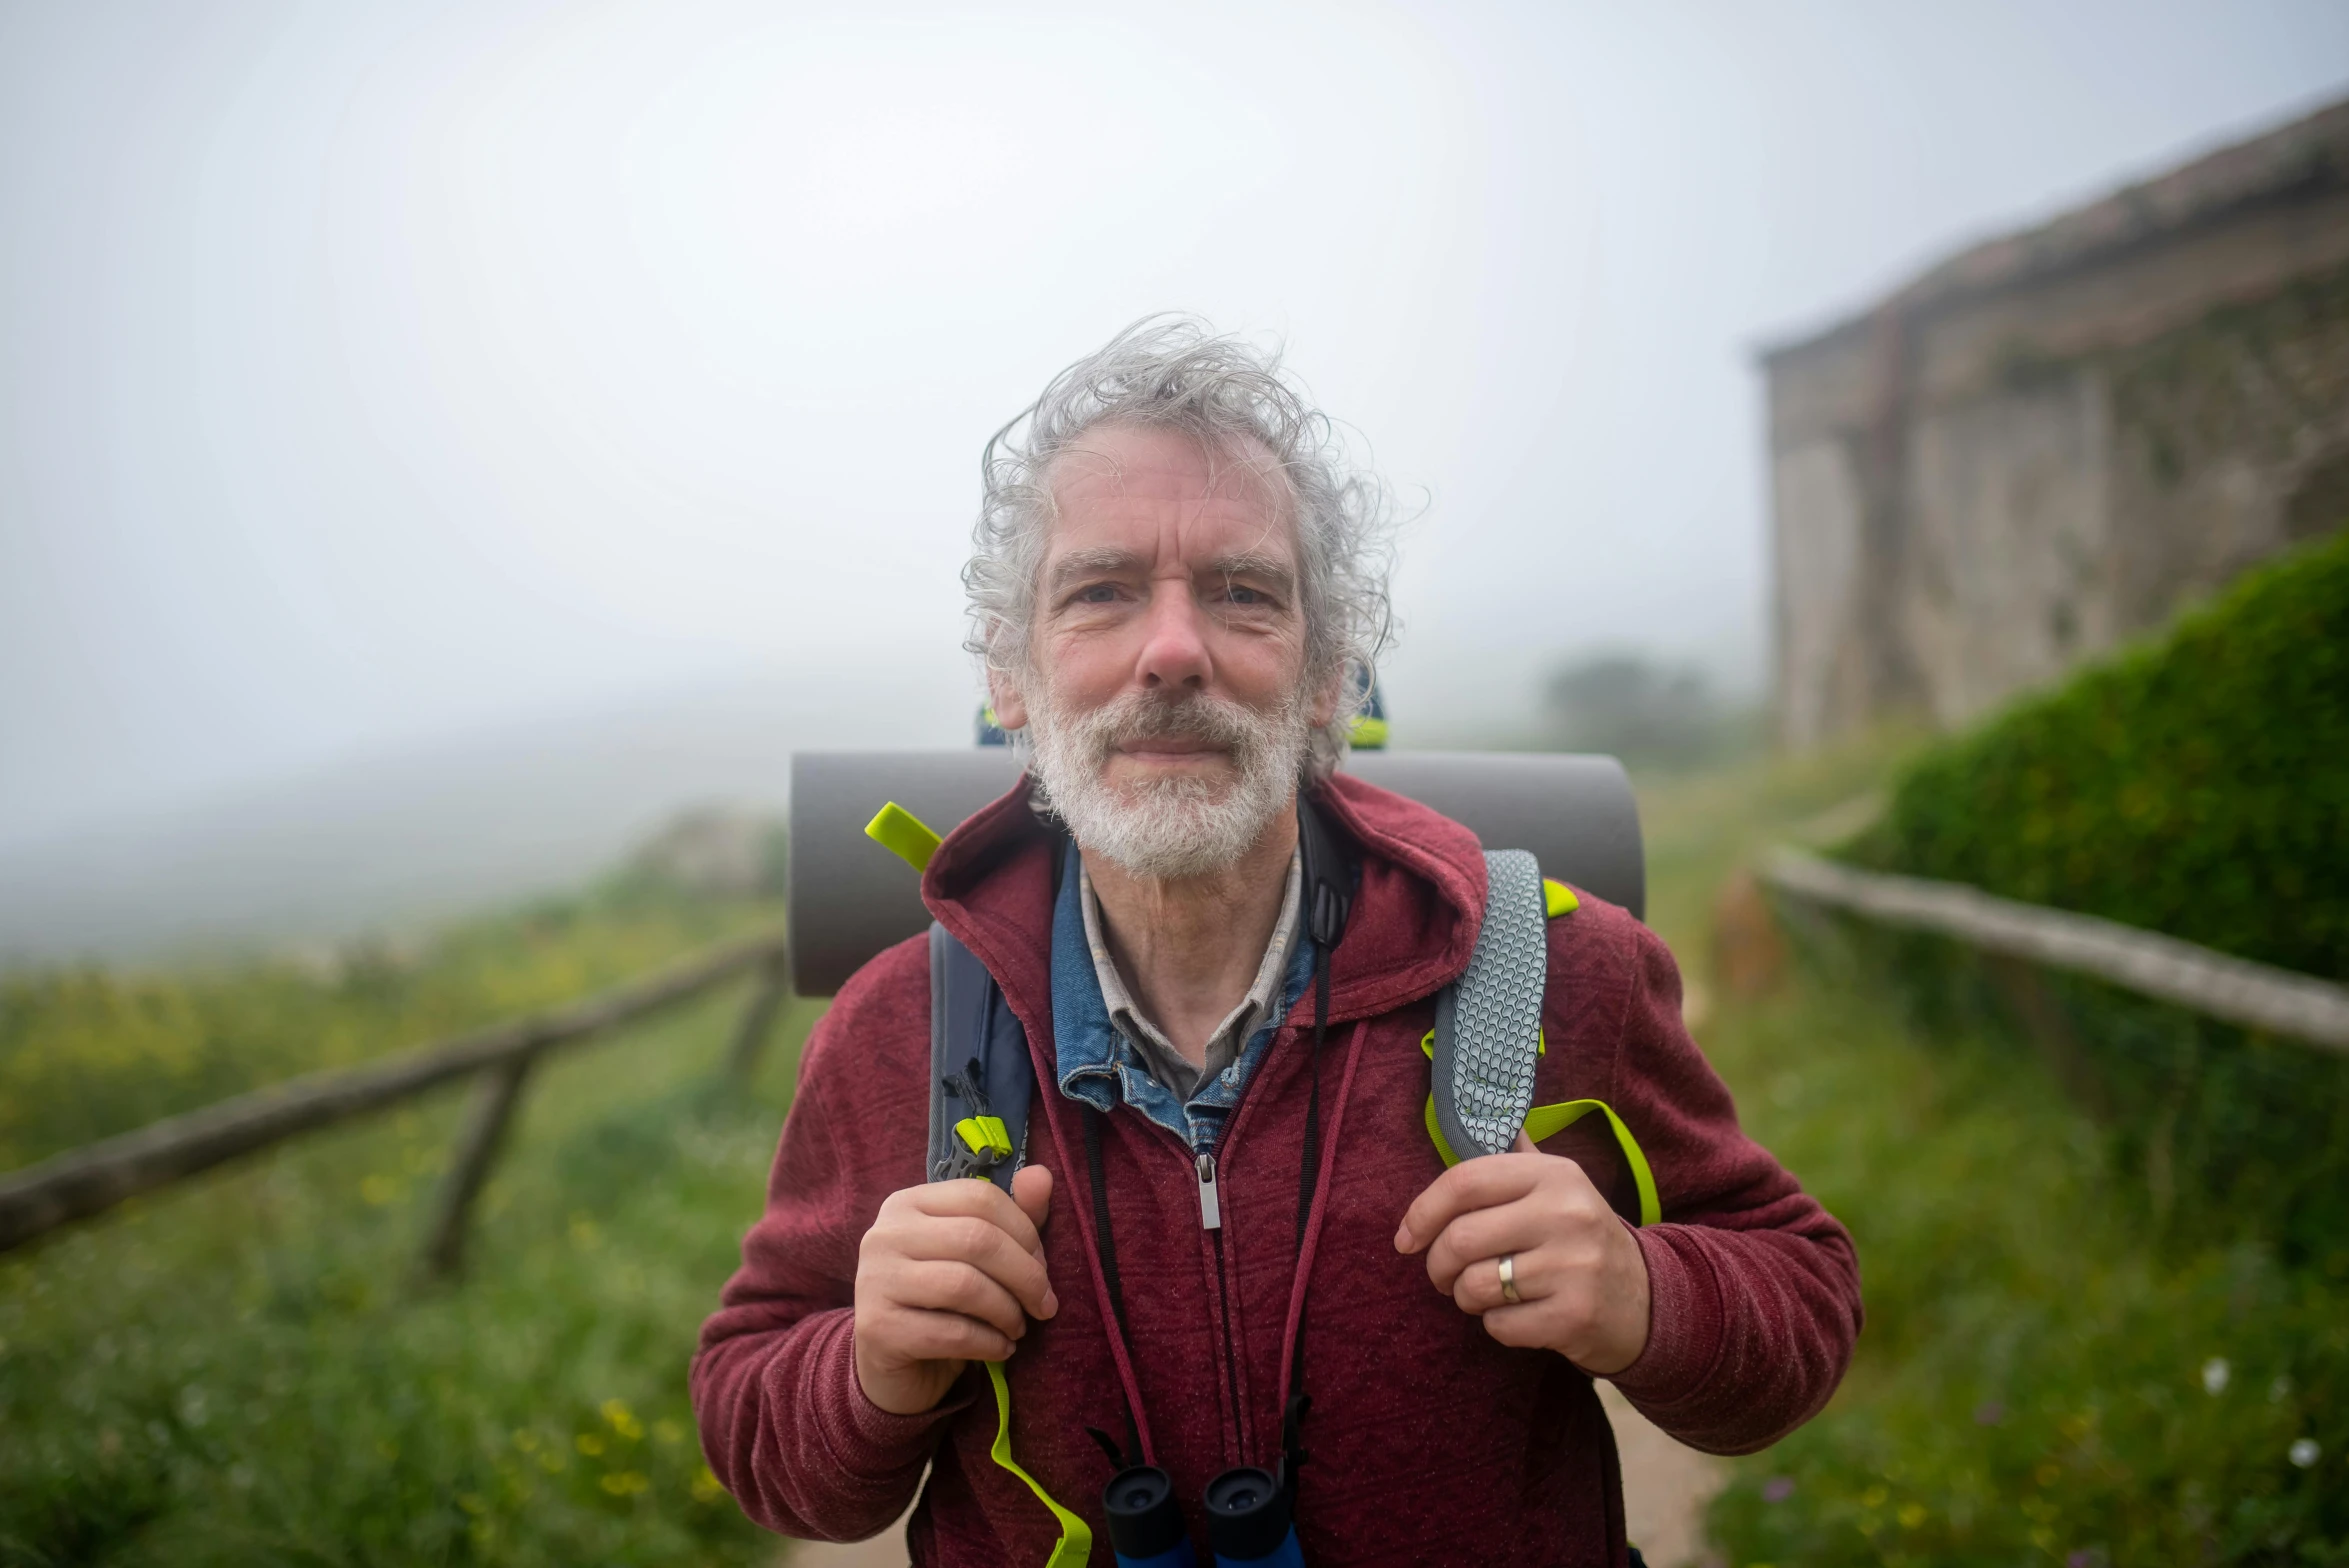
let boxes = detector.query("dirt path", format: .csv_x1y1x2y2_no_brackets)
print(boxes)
783,1392,1720,1567
1599,1380,1725,1566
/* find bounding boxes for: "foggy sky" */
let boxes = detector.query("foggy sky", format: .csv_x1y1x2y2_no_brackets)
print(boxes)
6,0,2347,852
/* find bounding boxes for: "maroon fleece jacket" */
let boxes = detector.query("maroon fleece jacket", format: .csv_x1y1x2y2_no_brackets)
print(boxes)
694,774,1860,1566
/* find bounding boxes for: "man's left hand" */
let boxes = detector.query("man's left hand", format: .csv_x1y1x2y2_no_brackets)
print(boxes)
1393,1134,1652,1375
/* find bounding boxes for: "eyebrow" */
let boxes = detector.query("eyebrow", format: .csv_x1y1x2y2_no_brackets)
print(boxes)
1204,551,1296,595
1045,547,1146,595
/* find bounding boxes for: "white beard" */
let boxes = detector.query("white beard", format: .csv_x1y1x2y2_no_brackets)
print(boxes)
1024,683,1311,879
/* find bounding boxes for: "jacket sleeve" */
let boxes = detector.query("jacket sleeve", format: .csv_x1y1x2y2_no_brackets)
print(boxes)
690,941,970,1540
1596,919,1863,1455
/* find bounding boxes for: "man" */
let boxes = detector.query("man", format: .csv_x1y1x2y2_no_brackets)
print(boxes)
694,319,1860,1566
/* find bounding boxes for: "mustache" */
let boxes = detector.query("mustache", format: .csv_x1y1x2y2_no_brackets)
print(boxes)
1068,691,1265,759
1094,690,1249,746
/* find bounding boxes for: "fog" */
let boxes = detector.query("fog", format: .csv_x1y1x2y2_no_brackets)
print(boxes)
4,0,2344,957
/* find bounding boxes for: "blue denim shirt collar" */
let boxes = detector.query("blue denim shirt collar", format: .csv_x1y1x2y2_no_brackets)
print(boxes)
1051,852,1318,1153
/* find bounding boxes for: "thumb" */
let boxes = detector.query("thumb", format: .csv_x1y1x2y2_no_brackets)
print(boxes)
1011,1163,1054,1241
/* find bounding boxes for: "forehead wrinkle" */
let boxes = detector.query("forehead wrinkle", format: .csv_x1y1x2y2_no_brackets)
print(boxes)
1042,423,1302,584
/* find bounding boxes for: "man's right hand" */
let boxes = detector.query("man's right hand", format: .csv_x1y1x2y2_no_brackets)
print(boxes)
852,1164,1058,1415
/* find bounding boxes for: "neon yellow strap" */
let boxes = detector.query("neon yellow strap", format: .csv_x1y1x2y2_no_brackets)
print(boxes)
865,801,944,874
955,1115,1013,1160
1421,1093,1659,1225
1349,714,1390,748
1543,878,1579,917
984,1360,1093,1568
1419,1024,1661,1227
1525,1099,1661,1226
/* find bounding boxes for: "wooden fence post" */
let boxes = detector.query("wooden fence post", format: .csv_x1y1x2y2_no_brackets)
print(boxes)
0,930,782,1259
418,1055,535,1282
724,956,793,1086
1761,848,2349,1053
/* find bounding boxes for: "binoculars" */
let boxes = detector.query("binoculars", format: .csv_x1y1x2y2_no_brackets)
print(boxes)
1105,1464,1305,1568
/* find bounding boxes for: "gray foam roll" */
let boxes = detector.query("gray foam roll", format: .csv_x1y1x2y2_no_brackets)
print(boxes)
786,750,1643,997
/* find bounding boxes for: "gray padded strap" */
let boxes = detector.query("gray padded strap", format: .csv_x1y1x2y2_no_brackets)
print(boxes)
1431,850,1548,1161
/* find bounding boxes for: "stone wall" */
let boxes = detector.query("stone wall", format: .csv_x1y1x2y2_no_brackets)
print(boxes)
1765,99,2349,749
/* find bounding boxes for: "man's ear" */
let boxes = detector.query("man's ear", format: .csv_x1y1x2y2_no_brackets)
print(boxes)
1306,668,1344,730
989,667,1030,731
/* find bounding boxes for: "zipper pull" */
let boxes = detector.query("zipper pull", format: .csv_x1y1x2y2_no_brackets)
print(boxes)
1195,1151,1222,1230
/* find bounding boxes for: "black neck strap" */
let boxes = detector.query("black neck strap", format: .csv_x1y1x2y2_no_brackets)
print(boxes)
1076,793,1356,1485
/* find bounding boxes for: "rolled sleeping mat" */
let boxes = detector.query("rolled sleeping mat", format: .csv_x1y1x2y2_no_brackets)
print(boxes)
785,749,1644,997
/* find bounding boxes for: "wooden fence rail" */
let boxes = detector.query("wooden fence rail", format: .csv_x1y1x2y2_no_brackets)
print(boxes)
0,928,791,1267
1762,848,2349,1055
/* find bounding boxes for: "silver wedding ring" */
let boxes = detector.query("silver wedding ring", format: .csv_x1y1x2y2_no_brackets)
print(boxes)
1497,1252,1521,1305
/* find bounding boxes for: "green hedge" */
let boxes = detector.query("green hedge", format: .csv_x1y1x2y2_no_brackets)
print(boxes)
1849,528,2349,979
1840,530,2349,1263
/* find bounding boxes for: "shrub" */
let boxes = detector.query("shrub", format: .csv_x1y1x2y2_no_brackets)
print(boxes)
1838,532,2349,1260
1847,530,2349,979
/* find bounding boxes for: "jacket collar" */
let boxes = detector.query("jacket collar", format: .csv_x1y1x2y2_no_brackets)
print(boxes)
921,771,1488,1053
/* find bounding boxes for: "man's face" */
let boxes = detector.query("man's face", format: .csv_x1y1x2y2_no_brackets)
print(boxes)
994,422,1336,875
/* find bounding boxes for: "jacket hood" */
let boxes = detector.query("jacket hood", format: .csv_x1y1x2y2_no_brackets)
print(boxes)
921,770,1490,1046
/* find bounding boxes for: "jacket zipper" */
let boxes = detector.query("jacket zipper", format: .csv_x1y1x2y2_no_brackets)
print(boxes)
1197,1148,1248,1463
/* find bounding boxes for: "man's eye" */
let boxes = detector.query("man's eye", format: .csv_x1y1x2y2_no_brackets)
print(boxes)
1076,584,1120,604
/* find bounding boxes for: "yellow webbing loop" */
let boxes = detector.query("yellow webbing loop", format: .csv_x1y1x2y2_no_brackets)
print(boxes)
1544,878,1579,918
1524,1099,1661,1227
1420,1093,1661,1227
955,1115,1013,1160
985,1353,1094,1568
865,801,944,874
1419,1031,1659,1227
953,1175,1090,1566
1348,714,1390,749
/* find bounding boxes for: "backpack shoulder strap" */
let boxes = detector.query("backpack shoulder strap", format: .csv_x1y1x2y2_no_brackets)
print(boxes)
927,922,1033,1192
1429,848,1549,1161
1424,854,1662,1224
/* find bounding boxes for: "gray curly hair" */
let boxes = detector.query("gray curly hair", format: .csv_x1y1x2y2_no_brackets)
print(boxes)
963,315,1395,781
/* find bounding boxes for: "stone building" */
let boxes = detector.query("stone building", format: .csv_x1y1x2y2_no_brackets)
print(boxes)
1763,96,2349,750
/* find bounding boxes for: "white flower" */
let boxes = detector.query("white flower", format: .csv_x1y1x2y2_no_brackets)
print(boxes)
2201,1357,2231,1395
2288,1439,2319,1469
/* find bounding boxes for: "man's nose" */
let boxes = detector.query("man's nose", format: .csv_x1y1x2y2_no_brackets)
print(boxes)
1134,581,1211,692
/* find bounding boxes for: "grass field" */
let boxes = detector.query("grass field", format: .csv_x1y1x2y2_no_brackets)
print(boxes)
0,889,816,1566
1631,747,2349,1566
5,745,2343,1565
